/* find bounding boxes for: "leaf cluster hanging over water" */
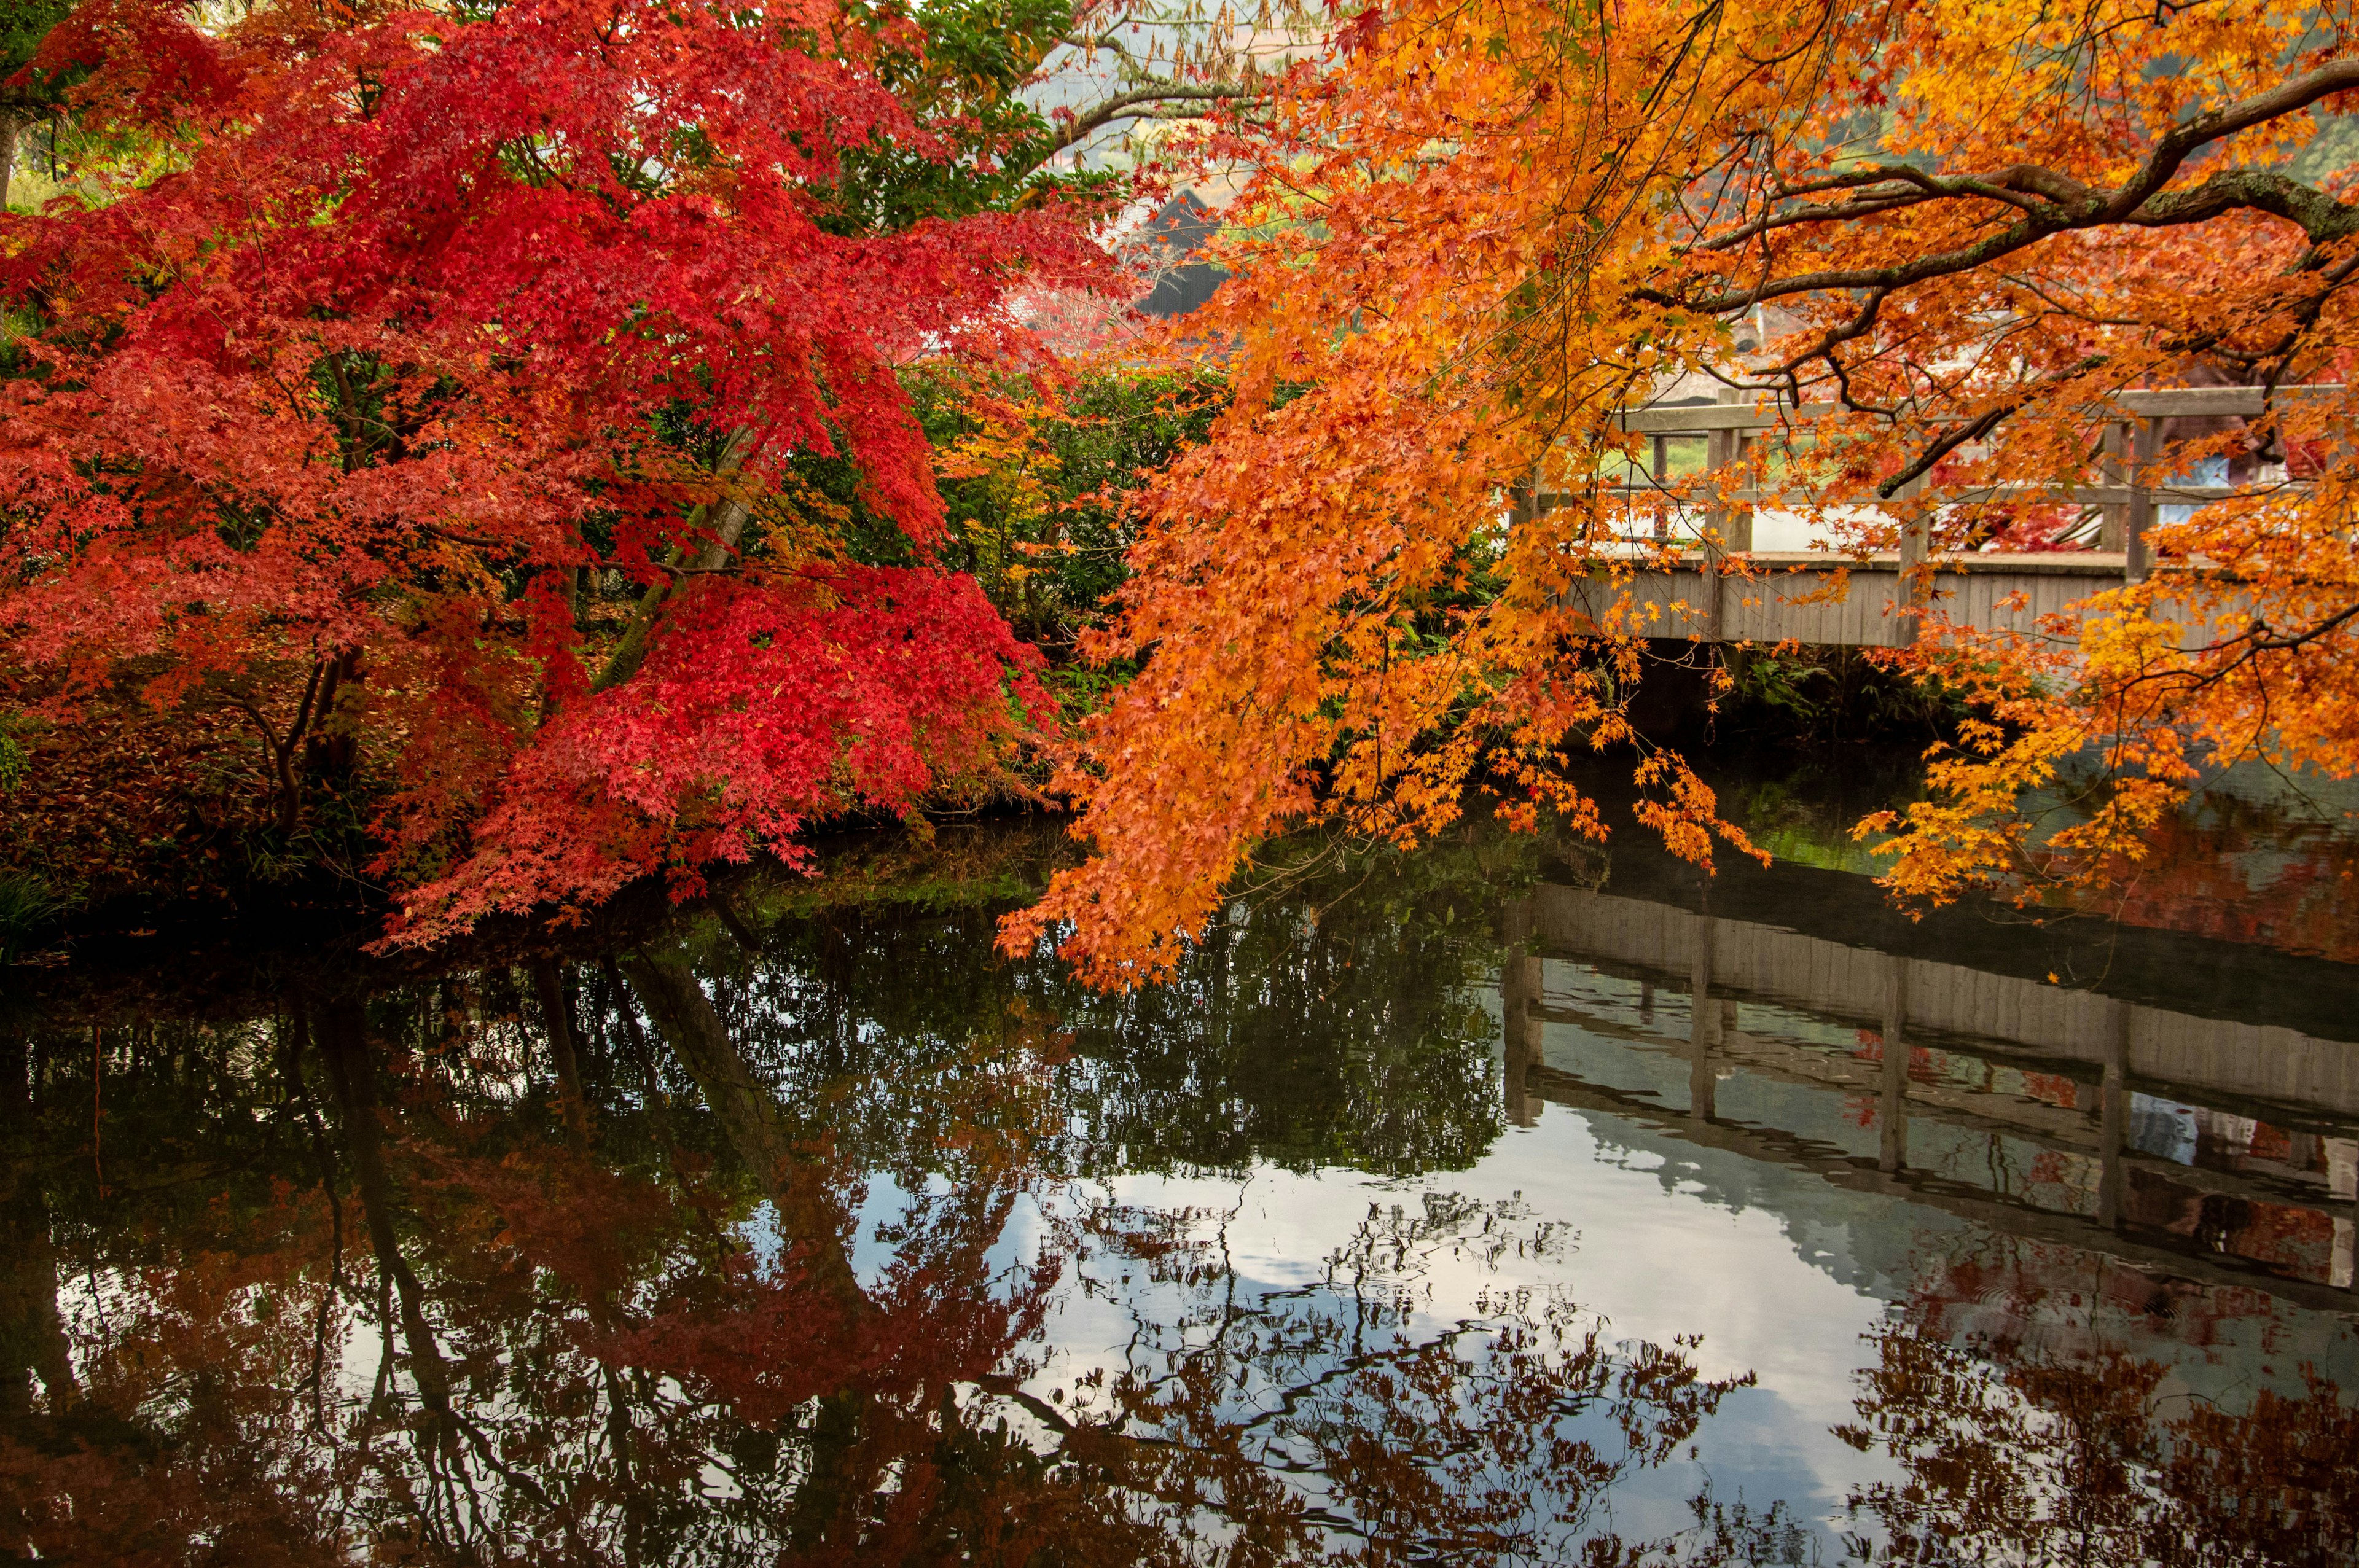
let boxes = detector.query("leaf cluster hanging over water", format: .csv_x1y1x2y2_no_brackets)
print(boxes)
1005,0,2359,981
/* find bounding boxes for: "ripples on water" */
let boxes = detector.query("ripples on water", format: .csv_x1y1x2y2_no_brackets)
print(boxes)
3,774,2355,1565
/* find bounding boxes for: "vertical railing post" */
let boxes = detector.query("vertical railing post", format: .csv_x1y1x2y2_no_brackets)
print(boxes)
1650,433,1669,540
1703,416,1740,642
2097,420,2129,551
1687,912,1718,1121
2338,1138,2357,1290
2097,1000,2129,1230
2125,418,2161,583
1726,432,1756,553
1890,472,1928,647
1878,956,1909,1174
1500,902,1540,1129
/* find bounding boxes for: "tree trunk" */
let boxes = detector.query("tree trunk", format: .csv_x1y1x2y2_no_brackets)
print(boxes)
528,957,592,1147
313,1001,454,1413
592,429,758,694
614,954,864,1306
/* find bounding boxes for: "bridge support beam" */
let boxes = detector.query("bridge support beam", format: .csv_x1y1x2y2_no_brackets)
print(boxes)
1879,957,1909,1173
2125,418,2163,583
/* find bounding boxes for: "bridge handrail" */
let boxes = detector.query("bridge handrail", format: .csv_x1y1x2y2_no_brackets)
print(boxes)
1613,383,2348,434
1567,384,2350,599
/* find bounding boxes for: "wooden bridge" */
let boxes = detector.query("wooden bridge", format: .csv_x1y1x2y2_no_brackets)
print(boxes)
1533,385,2333,647
1497,871,2359,1313
1569,548,2129,649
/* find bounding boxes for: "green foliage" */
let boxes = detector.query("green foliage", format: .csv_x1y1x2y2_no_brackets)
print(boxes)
788,365,1231,655
926,366,1230,650
0,0,74,85
0,868,69,958
823,0,1123,230
1023,369,1231,630
1721,646,1964,745
1729,650,1833,722
1044,658,1140,725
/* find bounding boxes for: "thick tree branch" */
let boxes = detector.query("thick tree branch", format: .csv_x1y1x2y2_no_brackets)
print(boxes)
590,429,756,695
1657,55,2359,314
2126,166,2359,244
1040,84,1262,160
2200,599,2359,658
1652,209,2070,313
2104,53,2359,219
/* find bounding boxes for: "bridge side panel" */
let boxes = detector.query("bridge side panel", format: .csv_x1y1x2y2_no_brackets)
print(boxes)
1723,566,1898,646
1932,569,2108,646
1563,571,1708,639
1525,886,2359,1116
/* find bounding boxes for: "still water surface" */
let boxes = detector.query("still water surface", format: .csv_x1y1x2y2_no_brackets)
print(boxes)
5,776,2356,1564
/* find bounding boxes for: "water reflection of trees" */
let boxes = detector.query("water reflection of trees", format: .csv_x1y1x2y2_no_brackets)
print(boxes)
0,834,1782,1564
1043,835,1528,1179
726,831,1530,1179
1839,1267,2359,1566
1062,1187,1752,1563
17,829,2349,1563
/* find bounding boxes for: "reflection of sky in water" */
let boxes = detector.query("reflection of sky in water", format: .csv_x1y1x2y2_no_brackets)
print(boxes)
2130,1093,2202,1164
802,1140,1885,1551
786,950,2359,1562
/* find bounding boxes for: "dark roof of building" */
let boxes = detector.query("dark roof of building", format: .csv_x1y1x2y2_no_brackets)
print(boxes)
1137,189,1226,320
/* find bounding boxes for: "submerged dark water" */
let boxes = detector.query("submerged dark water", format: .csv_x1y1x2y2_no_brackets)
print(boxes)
4,780,2357,1565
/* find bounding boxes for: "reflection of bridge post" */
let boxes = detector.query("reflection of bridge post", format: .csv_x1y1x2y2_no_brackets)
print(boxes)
1688,914,1718,1121
1500,903,1540,1128
2097,1002,2129,1230
1879,957,1909,1173
2328,1136,2357,1290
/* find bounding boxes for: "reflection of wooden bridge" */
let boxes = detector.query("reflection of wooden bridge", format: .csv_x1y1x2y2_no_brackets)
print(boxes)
1542,387,2330,647
1500,881,2359,1313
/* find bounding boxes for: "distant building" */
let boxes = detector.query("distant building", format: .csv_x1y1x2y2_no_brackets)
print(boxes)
1136,189,1226,319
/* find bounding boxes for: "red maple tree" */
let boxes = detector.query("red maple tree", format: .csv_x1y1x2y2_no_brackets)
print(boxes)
1,0,1108,933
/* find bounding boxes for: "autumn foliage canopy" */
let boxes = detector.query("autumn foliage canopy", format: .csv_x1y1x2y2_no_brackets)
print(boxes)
1,0,1101,936
1009,0,2359,980
10,0,2359,969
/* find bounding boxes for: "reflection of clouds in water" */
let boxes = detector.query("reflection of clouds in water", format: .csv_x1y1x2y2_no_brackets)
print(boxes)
2128,1093,2201,1164
835,1117,1877,1547
957,1123,1897,1554
835,1065,2359,1561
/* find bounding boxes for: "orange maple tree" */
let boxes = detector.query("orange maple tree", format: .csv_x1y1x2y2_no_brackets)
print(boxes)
1006,0,2359,980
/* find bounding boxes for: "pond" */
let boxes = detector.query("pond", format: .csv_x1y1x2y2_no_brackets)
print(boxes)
5,767,2356,1565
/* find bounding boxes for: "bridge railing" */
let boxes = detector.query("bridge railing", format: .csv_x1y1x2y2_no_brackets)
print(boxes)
1543,384,2342,585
